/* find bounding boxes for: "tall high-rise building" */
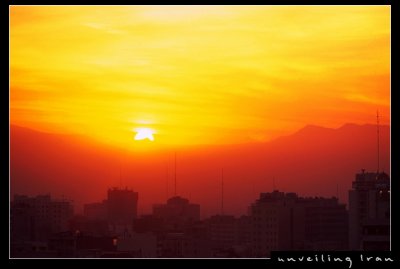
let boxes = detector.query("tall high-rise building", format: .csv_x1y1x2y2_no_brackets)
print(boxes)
11,194,74,242
250,191,305,257
153,196,200,231
107,187,138,224
348,170,390,250
84,200,108,221
301,197,348,250
250,190,348,257
205,215,237,251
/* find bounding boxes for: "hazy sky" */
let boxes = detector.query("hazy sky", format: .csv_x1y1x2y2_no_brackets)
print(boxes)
10,5,390,147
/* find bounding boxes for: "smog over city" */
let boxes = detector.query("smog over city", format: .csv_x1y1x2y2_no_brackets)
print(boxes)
10,5,390,258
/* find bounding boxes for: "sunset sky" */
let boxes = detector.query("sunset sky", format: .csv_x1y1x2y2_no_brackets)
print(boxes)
10,5,390,148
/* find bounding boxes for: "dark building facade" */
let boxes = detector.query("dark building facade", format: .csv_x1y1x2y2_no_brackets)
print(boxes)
250,190,348,257
10,194,74,257
153,196,200,231
349,170,390,250
11,194,74,243
107,187,138,224
301,197,348,250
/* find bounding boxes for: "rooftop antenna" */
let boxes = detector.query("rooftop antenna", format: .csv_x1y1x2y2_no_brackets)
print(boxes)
166,163,169,200
119,161,122,189
174,152,177,196
377,110,380,175
273,177,276,191
252,179,255,198
221,168,224,215
336,183,339,201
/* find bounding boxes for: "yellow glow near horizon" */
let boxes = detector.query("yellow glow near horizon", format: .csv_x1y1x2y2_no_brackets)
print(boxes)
10,6,390,147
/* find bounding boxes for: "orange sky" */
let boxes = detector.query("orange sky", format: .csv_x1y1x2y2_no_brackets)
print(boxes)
10,5,390,148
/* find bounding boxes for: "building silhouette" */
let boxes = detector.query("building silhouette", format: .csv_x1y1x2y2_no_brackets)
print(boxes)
152,196,200,231
205,215,237,251
10,194,74,257
83,200,107,221
151,196,205,257
11,194,73,242
47,230,117,258
250,191,304,257
203,214,252,256
348,170,390,250
250,190,348,257
155,219,214,258
133,214,165,234
116,232,157,257
68,215,110,237
301,196,348,250
83,187,138,234
107,187,138,224
235,215,252,254
11,183,357,257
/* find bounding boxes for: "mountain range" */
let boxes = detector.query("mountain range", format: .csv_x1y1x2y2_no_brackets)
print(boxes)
10,123,390,217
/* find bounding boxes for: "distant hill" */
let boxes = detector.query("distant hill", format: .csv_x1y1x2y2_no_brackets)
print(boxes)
10,123,390,217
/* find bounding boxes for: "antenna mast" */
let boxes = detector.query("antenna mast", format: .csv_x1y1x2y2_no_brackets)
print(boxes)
336,183,339,201
273,177,276,191
119,161,122,189
377,110,380,174
166,163,169,200
174,152,177,196
221,169,224,215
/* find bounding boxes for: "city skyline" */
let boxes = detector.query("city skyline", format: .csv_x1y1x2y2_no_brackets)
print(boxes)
9,5,391,258
10,170,389,257
10,166,389,221
10,121,390,217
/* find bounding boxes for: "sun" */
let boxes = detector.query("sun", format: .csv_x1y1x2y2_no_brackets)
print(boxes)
134,128,155,141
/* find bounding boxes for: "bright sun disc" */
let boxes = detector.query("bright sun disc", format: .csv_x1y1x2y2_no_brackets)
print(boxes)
134,128,155,141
